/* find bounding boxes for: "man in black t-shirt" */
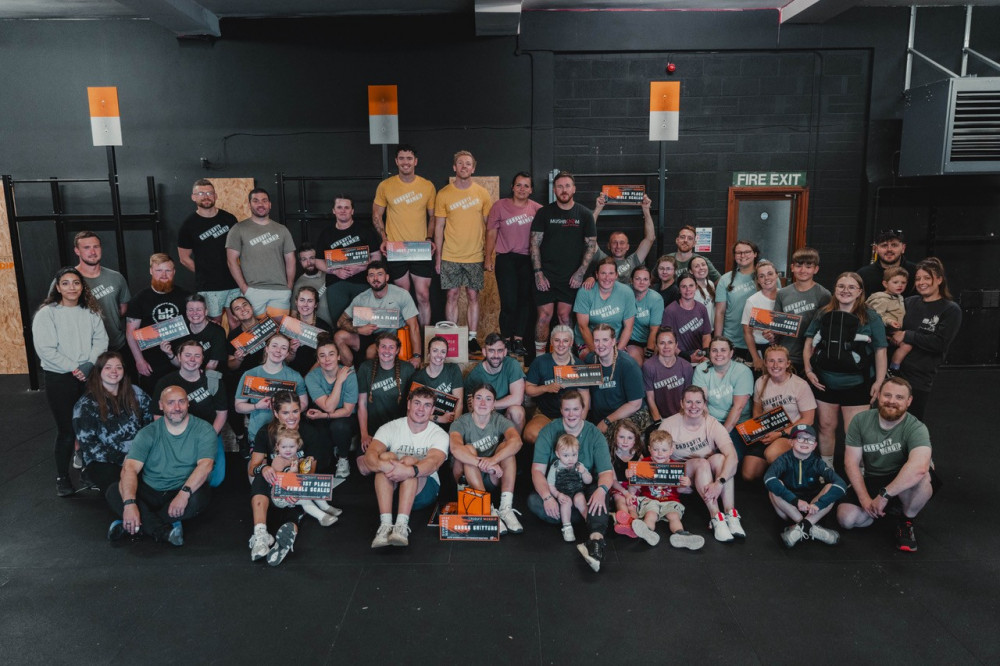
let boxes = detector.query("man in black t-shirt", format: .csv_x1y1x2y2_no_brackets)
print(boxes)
125,254,190,393
857,229,919,299
314,194,384,324
530,172,597,357
177,179,240,325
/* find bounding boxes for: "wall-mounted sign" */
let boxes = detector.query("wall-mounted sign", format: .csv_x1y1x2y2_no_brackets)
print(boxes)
732,172,807,187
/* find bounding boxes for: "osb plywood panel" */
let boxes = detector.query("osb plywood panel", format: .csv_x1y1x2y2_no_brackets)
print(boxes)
208,178,254,221
448,176,500,340
0,194,28,374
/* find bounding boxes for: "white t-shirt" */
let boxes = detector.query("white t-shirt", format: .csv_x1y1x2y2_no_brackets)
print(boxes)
741,291,776,346
373,417,450,483
657,413,731,462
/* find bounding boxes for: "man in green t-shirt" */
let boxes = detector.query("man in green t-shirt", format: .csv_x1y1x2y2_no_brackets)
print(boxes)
463,333,526,434
105,386,217,547
838,377,934,552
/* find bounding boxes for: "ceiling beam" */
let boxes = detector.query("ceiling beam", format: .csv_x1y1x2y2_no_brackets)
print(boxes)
780,0,859,24
475,0,522,36
116,0,221,36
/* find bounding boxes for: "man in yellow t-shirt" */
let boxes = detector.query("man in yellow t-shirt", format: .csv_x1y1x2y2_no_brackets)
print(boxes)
372,144,438,326
434,150,493,355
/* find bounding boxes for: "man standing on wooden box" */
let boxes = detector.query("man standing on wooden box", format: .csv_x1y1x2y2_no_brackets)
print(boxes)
225,188,297,317
362,386,449,548
372,144,438,327
177,179,240,326
125,253,190,393
434,150,493,357
314,194,383,324
530,172,598,359
69,231,131,363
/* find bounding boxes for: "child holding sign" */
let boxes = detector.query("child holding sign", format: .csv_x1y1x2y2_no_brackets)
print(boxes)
546,434,593,543
763,424,846,548
631,430,705,550
608,421,642,538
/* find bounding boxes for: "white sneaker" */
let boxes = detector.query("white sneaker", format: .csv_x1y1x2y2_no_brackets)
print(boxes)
711,512,734,542
315,512,338,527
335,458,350,478
497,505,524,534
323,505,343,518
725,508,746,538
371,523,393,549
388,523,411,547
561,524,575,543
491,506,508,536
249,526,274,561
781,522,807,548
668,530,705,551
631,519,661,547
807,522,840,545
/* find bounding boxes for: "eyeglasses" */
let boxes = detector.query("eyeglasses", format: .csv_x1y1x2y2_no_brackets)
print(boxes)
192,191,215,198
734,250,755,256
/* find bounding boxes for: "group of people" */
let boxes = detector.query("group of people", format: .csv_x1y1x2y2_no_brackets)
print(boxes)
32,144,960,568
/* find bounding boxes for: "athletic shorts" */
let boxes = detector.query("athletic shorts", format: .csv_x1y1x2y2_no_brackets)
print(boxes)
811,379,872,407
388,259,435,281
200,288,241,318
534,279,577,307
412,476,441,510
244,287,291,317
440,260,484,290
637,497,685,520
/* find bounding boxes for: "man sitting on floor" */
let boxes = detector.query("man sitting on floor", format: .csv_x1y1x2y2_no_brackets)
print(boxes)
105,386,216,546
837,376,935,552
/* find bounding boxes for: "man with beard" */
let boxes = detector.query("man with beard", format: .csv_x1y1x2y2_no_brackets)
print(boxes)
837,377,935,552
66,231,131,360
335,261,421,368
857,229,919,299
225,188,297,316
530,172,598,358
106,386,216,547
668,225,721,280
463,333,526,434
125,254,190,392
292,243,331,324
177,179,240,325
587,193,656,284
315,194,383,324
372,144,438,326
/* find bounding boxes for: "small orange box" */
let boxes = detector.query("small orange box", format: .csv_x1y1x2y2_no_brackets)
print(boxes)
457,487,491,516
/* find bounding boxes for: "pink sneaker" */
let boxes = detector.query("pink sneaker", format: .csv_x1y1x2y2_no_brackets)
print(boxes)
613,510,637,538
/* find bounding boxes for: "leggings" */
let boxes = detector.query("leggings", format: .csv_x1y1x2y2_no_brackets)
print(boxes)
44,371,85,478
495,252,534,340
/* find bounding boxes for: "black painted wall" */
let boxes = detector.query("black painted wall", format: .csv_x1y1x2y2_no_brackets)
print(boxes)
1,7,998,361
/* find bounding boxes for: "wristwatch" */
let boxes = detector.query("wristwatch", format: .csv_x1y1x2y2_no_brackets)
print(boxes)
412,465,420,478
180,485,193,495
878,487,892,500
602,417,612,428
717,477,727,485
122,499,137,507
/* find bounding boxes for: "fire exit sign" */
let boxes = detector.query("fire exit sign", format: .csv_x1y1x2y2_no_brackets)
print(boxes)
732,172,807,186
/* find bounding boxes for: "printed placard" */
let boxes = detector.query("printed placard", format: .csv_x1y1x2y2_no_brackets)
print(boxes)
601,184,645,206
736,406,791,444
695,227,712,253
325,246,370,269
627,461,686,486
230,317,278,355
410,381,458,417
427,501,459,527
279,316,323,349
386,241,432,262
748,308,803,337
271,472,336,501
554,363,604,387
240,375,298,399
132,316,190,351
352,306,401,329
439,514,501,541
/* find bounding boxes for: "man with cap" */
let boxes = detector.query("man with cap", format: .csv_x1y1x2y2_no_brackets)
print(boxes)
857,229,919,299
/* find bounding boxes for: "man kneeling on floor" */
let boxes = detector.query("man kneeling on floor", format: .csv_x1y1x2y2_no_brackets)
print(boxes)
106,386,215,546
361,386,449,548
837,377,935,552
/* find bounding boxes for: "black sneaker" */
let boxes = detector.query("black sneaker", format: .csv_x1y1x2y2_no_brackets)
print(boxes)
504,337,514,354
896,519,918,552
237,434,251,460
576,537,606,572
107,520,126,542
468,338,482,356
512,338,528,357
56,476,74,497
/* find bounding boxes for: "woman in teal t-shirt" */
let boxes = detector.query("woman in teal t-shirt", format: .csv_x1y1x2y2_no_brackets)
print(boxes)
692,336,754,459
714,240,759,363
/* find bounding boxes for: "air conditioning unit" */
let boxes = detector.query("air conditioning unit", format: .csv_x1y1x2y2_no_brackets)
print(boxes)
899,77,1000,176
